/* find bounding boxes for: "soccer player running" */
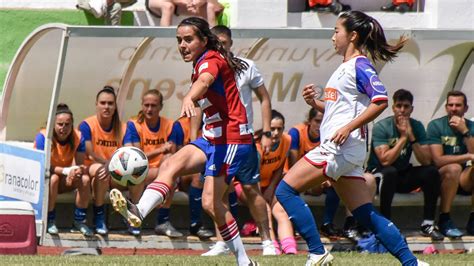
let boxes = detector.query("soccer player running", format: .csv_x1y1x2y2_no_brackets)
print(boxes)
275,11,427,265
110,17,258,266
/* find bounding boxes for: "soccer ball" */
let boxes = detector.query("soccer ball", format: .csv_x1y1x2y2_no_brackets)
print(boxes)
108,147,149,186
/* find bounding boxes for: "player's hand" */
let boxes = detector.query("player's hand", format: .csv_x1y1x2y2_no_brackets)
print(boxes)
395,115,408,137
302,84,318,106
331,125,351,145
260,135,272,155
180,96,196,118
449,115,468,133
161,142,173,154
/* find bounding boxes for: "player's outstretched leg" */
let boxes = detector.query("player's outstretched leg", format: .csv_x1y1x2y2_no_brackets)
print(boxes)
110,188,144,227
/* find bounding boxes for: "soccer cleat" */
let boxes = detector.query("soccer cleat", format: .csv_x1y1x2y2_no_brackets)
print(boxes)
128,224,141,236
47,221,59,235
190,224,214,239
262,240,277,256
88,0,107,18
72,220,94,237
305,250,334,266
417,259,430,266
94,218,108,236
201,241,230,256
420,224,444,241
154,221,183,238
109,188,143,228
438,219,463,238
320,223,342,239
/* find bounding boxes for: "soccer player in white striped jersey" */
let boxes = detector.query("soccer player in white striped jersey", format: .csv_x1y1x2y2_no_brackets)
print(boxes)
275,11,428,266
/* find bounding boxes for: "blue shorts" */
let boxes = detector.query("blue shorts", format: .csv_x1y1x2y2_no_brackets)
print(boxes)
234,143,260,185
191,137,254,184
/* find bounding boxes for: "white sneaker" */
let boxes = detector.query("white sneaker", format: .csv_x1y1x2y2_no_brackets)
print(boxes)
89,0,107,18
305,250,334,266
201,241,230,256
417,260,430,266
262,240,277,255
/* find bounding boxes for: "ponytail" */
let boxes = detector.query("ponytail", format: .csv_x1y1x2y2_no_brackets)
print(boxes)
339,11,406,63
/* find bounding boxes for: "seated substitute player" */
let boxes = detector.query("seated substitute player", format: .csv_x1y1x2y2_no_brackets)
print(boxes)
427,91,474,237
79,86,134,235
35,103,93,237
256,110,297,254
367,89,443,241
124,89,182,236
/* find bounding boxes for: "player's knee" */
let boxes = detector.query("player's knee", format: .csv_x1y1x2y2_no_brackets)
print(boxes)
201,194,216,215
50,174,60,188
441,164,462,181
160,2,175,14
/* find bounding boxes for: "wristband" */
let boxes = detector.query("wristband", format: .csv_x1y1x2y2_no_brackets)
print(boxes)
62,166,79,176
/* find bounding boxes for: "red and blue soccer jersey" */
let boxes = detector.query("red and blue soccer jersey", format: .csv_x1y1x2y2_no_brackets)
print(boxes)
192,50,252,145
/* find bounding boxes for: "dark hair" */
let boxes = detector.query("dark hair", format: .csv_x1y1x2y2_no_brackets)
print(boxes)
447,91,468,106
96,86,122,144
339,11,406,63
308,107,319,121
137,89,163,123
178,17,248,76
211,25,232,39
271,109,285,125
54,103,75,149
392,89,413,104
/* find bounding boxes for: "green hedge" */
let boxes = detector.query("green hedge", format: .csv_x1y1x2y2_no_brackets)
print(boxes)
0,9,134,92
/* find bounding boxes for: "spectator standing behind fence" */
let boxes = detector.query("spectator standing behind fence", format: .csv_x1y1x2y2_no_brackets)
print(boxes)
367,89,444,241
426,91,474,237
146,0,223,26
123,89,182,236
34,103,93,237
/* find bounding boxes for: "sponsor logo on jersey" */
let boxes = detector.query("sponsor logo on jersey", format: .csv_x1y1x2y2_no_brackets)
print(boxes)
370,75,386,94
324,87,338,101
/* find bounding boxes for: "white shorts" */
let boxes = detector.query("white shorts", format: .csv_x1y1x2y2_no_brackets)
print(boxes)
304,146,364,181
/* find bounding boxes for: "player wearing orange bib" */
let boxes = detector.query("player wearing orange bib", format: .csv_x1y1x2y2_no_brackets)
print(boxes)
35,104,92,236
257,110,297,254
124,89,182,236
79,86,131,235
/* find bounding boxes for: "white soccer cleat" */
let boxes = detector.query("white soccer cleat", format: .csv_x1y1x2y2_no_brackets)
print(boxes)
262,240,277,255
88,0,107,18
201,241,230,256
417,259,430,266
109,188,142,228
305,249,334,266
